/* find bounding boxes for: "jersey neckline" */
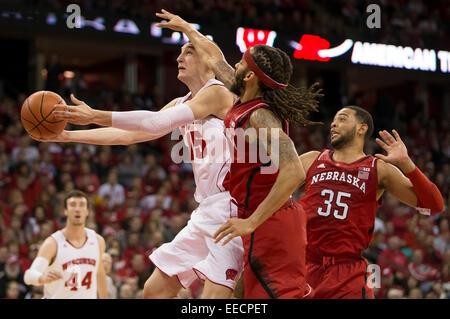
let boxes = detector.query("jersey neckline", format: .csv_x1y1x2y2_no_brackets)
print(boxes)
60,230,89,249
328,150,371,166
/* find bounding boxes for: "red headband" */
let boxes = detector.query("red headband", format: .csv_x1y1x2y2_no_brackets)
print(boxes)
243,49,288,90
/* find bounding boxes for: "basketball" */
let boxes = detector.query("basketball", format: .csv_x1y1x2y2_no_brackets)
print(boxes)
21,90,67,139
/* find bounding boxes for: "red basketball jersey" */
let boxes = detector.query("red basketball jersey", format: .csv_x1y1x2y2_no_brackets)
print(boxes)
224,97,289,217
299,149,379,258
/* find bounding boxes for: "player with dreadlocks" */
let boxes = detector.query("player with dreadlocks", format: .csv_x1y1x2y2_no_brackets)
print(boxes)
155,10,322,298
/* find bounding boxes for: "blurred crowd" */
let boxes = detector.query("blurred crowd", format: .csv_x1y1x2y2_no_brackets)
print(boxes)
15,0,450,49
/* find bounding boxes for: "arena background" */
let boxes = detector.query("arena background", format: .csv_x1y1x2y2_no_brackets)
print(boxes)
0,0,448,299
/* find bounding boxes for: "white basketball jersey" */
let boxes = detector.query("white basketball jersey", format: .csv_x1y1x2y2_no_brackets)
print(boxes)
43,228,100,299
177,79,231,203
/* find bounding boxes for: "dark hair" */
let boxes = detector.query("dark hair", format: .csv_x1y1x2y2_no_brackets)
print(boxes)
344,105,374,139
250,44,323,126
63,190,89,209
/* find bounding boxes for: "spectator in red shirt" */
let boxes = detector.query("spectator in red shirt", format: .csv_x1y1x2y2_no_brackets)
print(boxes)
408,249,440,282
75,161,100,193
126,177,146,200
391,206,411,239
130,253,152,290
116,252,148,284
411,228,428,251
142,167,162,196
122,232,145,266
30,168,56,204
20,243,39,273
162,198,182,221
378,236,410,278
422,234,443,267
34,189,54,220
404,215,419,248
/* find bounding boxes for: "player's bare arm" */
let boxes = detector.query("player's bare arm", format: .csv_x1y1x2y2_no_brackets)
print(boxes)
33,97,180,145
53,85,231,133
185,84,234,120
376,129,443,214
155,10,236,90
377,159,418,206
212,61,236,92
96,234,108,299
52,94,180,128
298,151,321,186
24,237,62,286
214,108,305,245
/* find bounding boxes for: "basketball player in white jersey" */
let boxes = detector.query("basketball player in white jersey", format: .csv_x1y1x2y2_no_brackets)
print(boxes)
35,42,244,298
24,190,107,299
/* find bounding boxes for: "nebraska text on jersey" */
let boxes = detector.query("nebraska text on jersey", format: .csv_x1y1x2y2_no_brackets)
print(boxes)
311,170,367,194
62,258,97,270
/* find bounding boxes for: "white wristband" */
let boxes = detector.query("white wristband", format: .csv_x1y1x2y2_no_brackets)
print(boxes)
111,103,195,135
24,256,49,286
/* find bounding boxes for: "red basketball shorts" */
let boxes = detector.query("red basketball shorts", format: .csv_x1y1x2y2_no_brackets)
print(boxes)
306,257,374,299
241,201,313,299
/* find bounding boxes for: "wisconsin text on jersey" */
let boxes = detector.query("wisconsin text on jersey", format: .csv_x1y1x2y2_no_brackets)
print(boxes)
310,169,368,193
62,258,97,270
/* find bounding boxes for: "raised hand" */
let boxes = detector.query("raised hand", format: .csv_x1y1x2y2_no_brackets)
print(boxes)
155,9,190,32
54,94,96,126
375,129,415,172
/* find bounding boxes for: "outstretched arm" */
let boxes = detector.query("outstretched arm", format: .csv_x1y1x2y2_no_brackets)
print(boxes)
214,108,305,245
376,129,444,215
155,9,235,90
53,85,232,135
34,97,180,145
33,127,165,145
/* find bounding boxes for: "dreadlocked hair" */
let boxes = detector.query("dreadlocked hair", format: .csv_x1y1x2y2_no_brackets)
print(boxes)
251,44,323,127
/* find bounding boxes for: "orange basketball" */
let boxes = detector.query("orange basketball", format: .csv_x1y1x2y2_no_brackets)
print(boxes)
21,91,67,139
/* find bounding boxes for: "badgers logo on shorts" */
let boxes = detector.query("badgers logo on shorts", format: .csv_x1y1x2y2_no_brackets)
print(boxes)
226,268,238,280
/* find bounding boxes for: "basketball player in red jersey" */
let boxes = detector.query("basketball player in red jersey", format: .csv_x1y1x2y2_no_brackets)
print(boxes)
155,10,322,298
298,106,444,299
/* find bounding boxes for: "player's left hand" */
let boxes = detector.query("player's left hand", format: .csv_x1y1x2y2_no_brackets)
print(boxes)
155,9,190,32
375,129,415,172
214,218,255,246
54,94,95,125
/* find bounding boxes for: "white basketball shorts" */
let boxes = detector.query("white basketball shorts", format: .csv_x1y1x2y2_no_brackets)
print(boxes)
149,191,244,290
